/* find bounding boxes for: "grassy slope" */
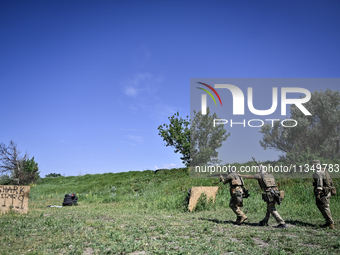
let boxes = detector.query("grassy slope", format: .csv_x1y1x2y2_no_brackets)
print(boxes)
0,168,339,254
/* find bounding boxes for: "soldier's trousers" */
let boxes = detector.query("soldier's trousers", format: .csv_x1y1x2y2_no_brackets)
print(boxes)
262,202,285,225
229,201,247,219
229,186,247,219
316,192,334,224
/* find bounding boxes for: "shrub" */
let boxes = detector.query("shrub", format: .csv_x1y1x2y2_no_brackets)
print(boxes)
0,174,12,185
45,173,62,178
193,193,214,212
11,157,40,185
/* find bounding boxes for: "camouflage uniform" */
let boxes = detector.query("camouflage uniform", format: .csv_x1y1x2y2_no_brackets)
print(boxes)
252,172,286,227
221,172,248,225
312,160,335,229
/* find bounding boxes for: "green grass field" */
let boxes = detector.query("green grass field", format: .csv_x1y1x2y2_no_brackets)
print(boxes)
1,168,339,254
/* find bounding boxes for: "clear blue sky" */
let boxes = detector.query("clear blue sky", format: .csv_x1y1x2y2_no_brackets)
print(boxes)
1,0,339,177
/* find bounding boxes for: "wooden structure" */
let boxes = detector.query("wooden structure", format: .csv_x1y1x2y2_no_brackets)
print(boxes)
188,186,219,212
0,185,31,214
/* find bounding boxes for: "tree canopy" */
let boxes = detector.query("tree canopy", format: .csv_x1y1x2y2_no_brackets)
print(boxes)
259,89,340,162
158,108,230,166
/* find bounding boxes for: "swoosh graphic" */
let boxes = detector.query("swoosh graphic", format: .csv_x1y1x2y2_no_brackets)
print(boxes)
197,82,222,106
197,87,217,105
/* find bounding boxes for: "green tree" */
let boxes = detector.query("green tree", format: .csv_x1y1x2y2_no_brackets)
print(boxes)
259,89,340,162
0,140,40,185
158,112,190,166
13,157,40,185
158,108,230,166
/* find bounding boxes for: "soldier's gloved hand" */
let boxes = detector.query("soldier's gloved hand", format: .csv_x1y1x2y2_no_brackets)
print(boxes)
219,175,224,182
316,190,322,199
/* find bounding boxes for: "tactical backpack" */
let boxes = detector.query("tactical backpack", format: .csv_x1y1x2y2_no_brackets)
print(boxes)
229,173,243,186
259,173,277,190
62,193,78,206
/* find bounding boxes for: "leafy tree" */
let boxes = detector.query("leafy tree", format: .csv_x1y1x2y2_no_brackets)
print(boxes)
0,140,40,185
190,108,230,166
259,89,340,162
158,112,190,166
158,108,230,166
13,157,40,185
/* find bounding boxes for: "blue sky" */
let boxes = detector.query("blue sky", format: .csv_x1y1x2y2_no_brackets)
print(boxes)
1,1,339,177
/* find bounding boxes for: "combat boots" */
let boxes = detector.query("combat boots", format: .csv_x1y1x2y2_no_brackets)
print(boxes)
259,220,268,226
235,215,248,225
276,223,288,229
321,222,335,229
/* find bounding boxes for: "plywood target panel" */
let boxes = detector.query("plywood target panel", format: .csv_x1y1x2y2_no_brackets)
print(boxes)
188,186,219,212
0,185,31,214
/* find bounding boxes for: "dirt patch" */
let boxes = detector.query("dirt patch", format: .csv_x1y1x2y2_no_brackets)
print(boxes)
129,251,146,255
98,216,114,221
83,247,94,255
252,238,269,248
303,243,322,248
229,238,240,243
285,234,298,238
179,236,190,239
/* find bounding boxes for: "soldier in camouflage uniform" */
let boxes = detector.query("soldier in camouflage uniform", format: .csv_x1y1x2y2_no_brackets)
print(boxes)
311,160,336,229
220,172,248,225
241,165,287,229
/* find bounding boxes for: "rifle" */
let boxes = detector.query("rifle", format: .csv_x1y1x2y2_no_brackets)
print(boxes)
252,157,262,173
208,173,228,184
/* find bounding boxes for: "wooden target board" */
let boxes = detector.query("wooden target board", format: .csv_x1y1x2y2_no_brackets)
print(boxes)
0,185,31,214
188,186,219,212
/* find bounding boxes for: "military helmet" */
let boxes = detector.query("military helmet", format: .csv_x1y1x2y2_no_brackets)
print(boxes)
311,159,320,165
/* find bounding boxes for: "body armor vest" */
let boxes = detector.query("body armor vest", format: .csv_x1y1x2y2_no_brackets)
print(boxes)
229,172,244,186
258,173,276,190
313,170,334,187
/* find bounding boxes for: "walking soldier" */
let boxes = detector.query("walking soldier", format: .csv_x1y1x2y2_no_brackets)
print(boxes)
241,158,287,229
220,172,249,225
312,160,336,229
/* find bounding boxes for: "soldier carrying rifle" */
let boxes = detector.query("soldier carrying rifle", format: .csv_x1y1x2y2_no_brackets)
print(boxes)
240,158,288,229
220,170,250,225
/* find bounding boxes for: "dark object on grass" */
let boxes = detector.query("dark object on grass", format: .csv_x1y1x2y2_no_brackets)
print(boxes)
62,193,78,206
183,188,191,210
